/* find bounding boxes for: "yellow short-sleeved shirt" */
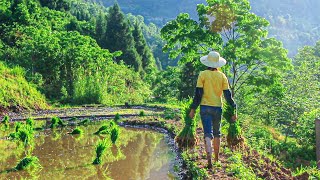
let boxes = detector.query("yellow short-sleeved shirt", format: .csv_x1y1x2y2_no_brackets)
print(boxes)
196,70,229,107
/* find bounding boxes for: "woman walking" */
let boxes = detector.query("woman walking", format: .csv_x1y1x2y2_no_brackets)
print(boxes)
189,51,237,168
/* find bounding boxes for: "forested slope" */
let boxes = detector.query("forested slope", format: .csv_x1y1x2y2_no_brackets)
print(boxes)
99,0,320,56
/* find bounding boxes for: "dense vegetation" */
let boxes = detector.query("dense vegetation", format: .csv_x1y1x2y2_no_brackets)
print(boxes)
0,62,47,111
0,0,155,105
0,0,319,178
99,0,320,57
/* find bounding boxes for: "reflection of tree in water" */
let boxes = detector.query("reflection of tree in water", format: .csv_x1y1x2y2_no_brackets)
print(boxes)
108,130,170,179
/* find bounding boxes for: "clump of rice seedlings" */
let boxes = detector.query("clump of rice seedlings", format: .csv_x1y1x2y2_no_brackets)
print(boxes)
78,118,90,126
111,126,120,144
93,139,111,165
26,118,35,127
114,113,121,122
223,103,244,149
15,122,23,132
139,110,145,117
50,117,66,128
94,124,110,135
15,156,40,170
71,117,78,121
17,125,34,146
70,127,83,135
1,115,10,129
175,99,198,149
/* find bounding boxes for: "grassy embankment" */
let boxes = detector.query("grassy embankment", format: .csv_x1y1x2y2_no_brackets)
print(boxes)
0,62,48,112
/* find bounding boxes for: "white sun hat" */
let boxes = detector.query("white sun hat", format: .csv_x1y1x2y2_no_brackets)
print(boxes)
200,51,226,68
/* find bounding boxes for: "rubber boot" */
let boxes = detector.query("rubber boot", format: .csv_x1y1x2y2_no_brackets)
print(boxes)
204,137,212,168
213,137,221,162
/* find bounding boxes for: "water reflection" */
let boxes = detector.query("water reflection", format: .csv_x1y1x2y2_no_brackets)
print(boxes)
0,121,178,179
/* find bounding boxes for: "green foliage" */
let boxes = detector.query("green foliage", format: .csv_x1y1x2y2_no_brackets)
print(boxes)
161,0,291,98
152,67,181,102
104,3,143,73
224,149,257,179
26,118,35,127
0,62,47,110
110,126,120,144
15,156,40,170
181,152,208,179
10,122,34,147
1,115,10,129
93,139,112,165
78,118,90,126
50,117,65,128
114,113,121,122
70,127,83,135
175,99,198,148
0,0,152,106
139,110,145,117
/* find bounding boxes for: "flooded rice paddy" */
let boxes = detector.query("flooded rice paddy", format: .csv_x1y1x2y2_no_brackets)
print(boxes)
0,120,180,179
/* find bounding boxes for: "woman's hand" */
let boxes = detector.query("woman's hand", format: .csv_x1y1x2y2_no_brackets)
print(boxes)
189,109,195,119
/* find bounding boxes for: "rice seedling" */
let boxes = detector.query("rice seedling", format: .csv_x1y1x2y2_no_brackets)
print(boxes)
17,125,34,146
111,126,120,144
93,139,111,165
70,127,83,135
26,118,35,127
175,99,198,149
139,110,145,117
223,103,244,149
15,156,40,170
1,115,10,129
114,113,121,122
94,124,110,135
50,117,66,128
78,118,90,126
15,122,22,132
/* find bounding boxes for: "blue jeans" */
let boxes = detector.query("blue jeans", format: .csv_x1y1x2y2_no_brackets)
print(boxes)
200,105,222,139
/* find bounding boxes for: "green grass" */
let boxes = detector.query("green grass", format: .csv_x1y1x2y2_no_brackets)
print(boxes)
0,61,48,110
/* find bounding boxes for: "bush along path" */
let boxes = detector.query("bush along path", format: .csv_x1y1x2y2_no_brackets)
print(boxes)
3,105,303,179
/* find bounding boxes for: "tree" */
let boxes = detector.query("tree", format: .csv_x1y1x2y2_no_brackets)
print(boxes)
161,0,292,100
104,3,143,73
132,22,158,80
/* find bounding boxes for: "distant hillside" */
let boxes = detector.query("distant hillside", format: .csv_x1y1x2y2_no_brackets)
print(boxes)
98,0,320,57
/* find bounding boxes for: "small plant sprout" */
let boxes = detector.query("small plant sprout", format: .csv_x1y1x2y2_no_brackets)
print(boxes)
114,113,121,122
15,122,22,132
26,118,35,127
111,126,120,144
15,156,41,170
50,117,66,128
1,115,10,129
78,118,90,126
93,139,111,165
139,110,145,117
70,127,83,135
94,124,109,135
